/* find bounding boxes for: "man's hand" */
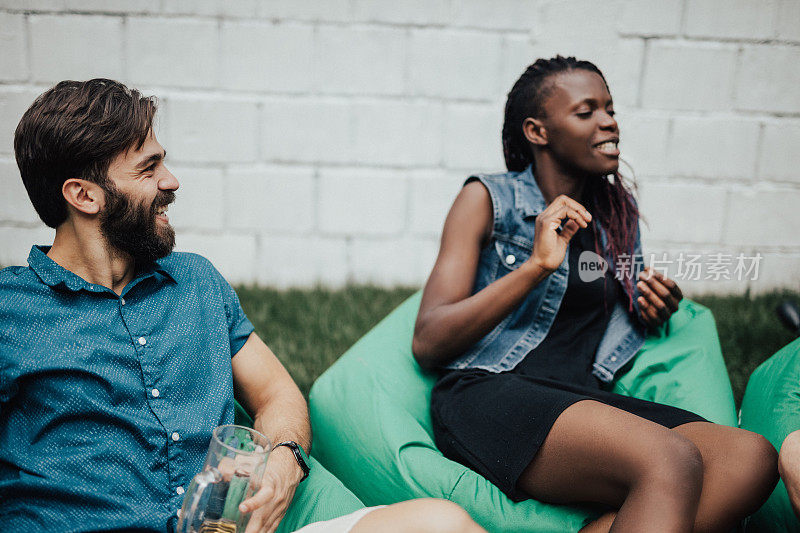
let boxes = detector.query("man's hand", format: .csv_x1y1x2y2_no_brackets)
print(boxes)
636,267,683,329
240,445,304,533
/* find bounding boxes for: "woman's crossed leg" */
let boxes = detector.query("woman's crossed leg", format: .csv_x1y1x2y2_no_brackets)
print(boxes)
517,400,777,533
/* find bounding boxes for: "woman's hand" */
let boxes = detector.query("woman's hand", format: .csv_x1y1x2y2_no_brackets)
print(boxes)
636,267,683,329
529,195,592,272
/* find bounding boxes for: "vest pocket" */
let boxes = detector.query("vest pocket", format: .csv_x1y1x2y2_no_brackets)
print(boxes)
495,239,532,272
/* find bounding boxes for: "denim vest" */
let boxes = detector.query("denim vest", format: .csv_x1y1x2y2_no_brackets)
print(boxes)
444,165,647,383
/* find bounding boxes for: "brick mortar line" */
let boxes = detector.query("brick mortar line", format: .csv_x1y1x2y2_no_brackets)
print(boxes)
0,9,533,35
635,34,800,48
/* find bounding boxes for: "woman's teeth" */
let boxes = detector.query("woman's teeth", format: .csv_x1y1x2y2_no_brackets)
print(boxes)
595,141,618,153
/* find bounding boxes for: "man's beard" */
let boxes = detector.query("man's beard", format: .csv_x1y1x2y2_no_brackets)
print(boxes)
99,182,176,265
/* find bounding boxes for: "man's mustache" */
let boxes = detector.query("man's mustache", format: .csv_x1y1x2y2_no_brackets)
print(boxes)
153,191,176,210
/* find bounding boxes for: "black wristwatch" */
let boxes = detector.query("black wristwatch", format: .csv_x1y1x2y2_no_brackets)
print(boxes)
274,441,310,482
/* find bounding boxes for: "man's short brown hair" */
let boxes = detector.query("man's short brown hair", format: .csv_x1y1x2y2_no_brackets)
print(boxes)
14,79,157,228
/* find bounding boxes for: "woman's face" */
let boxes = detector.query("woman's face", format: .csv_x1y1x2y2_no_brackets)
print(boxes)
536,70,619,177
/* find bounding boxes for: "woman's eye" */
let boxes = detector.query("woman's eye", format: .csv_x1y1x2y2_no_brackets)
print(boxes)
576,111,592,118
607,110,616,117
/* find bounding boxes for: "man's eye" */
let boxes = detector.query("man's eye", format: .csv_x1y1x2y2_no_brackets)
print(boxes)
607,110,616,117
576,111,592,118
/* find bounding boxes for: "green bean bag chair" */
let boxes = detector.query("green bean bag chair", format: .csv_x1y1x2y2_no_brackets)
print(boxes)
308,292,737,532
740,338,800,533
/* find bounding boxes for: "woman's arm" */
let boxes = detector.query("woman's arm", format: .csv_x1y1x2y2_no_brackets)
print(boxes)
412,181,592,370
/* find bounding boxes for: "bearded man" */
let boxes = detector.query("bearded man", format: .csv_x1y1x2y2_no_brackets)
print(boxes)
0,79,483,533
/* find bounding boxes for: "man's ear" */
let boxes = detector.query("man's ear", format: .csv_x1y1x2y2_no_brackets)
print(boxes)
62,178,104,216
522,117,548,146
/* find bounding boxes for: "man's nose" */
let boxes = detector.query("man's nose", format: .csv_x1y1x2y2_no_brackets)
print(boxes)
159,167,180,191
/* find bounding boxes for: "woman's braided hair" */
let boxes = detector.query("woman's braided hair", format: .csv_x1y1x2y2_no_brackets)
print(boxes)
502,55,640,309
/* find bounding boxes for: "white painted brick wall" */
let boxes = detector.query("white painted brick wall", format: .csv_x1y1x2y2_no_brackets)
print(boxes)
409,29,503,100
0,158,39,224
127,18,218,89
637,182,727,244
260,98,352,164
0,88,39,154
723,188,800,248
352,100,442,166
683,0,777,40
257,235,349,288
165,97,259,163
221,22,315,93
318,167,407,235
316,26,407,96
1,1,799,295
167,165,225,231
443,103,504,171
616,111,671,178
29,15,123,82
669,117,760,180
735,45,800,114
759,121,800,184
641,41,738,111
0,13,26,81
777,0,800,42
618,0,683,37
353,0,448,25
225,165,315,233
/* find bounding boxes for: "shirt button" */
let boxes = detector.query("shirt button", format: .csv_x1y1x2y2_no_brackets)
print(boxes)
171,432,180,442
120,298,126,306
138,337,147,346
505,254,516,265
176,486,185,495
151,389,160,398
610,356,618,362
177,508,182,518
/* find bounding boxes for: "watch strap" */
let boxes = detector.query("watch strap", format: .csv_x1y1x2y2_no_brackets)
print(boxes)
274,441,310,482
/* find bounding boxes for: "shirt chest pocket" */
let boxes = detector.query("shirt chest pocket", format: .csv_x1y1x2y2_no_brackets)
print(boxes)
494,239,533,272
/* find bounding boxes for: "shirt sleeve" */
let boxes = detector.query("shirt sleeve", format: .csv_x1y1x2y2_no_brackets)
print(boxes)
208,263,255,358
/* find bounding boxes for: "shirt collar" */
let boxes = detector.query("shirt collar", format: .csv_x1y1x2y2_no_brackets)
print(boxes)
27,245,176,293
514,164,547,219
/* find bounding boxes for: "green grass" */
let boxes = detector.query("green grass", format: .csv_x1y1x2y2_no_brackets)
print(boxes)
238,285,800,406
694,291,799,406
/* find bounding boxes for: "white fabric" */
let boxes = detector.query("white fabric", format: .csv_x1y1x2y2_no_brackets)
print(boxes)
292,506,386,533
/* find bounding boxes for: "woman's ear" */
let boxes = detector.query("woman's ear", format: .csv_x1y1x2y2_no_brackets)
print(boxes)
522,117,547,146
62,178,104,216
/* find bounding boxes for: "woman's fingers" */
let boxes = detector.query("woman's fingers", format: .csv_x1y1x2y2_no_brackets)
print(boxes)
639,269,681,312
636,280,671,321
558,219,581,240
637,297,658,328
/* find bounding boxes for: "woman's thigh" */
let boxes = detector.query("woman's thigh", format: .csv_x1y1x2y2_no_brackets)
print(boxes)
517,399,701,506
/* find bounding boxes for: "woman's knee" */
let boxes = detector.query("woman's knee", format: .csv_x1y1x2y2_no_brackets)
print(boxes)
732,430,778,491
637,433,704,495
779,430,800,481
404,499,484,533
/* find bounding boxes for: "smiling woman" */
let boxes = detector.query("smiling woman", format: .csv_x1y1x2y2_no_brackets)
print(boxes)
411,56,778,533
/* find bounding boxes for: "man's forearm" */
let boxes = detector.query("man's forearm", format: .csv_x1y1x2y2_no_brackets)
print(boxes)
252,382,311,453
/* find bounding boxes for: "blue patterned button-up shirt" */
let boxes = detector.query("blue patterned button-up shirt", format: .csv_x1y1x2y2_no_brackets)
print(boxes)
0,246,254,532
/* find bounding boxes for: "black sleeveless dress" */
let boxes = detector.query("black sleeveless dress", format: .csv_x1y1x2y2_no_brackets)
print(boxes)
430,226,706,502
